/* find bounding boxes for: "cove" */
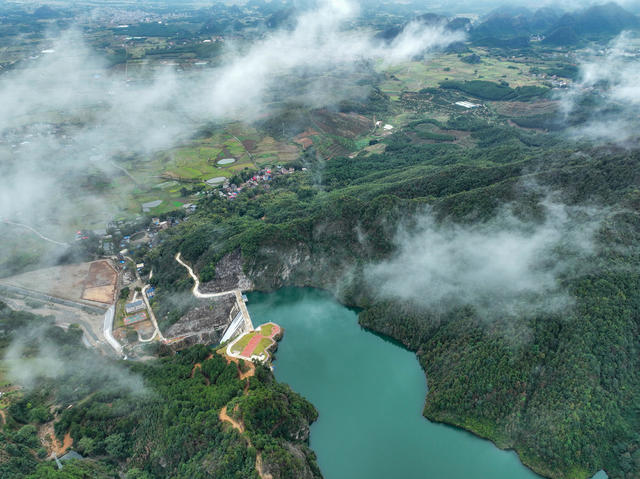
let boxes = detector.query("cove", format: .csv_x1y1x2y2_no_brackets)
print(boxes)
247,287,541,479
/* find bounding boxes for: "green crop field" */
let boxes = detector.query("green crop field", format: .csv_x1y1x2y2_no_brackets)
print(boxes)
83,120,304,219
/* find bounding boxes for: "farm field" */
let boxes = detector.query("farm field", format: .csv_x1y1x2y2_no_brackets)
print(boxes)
106,124,302,217
379,49,547,96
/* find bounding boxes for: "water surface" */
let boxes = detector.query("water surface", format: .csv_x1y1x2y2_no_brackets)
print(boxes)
248,288,541,479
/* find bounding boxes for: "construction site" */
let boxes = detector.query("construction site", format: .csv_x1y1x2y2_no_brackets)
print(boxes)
0,260,120,356
0,247,257,360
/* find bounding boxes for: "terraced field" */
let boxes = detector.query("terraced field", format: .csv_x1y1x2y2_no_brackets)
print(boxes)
105,125,302,216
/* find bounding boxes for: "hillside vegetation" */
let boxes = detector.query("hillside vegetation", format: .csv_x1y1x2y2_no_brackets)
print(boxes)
0,304,320,479
147,116,640,479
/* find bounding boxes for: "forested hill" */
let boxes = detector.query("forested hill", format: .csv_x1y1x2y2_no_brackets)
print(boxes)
469,2,640,46
147,117,640,478
0,305,321,479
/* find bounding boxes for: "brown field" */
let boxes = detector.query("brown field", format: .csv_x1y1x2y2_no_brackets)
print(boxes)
493,100,559,117
81,261,117,304
1,260,117,306
242,139,257,151
293,129,319,149
82,286,115,303
312,109,372,138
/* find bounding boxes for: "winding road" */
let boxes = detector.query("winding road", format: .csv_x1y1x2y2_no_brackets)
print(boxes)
175,253,237,299
2,220,69,247
175,252,254,334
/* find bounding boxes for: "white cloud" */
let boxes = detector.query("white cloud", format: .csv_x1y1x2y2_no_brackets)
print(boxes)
366,199,601,319
561,32,640,144
0,0,463,245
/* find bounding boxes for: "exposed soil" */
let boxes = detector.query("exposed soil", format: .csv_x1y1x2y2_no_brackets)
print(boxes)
216,354,269,479
256,453,274,479
39,422,73,457
219,405,244,434
218,348,256,381
190,354,213,385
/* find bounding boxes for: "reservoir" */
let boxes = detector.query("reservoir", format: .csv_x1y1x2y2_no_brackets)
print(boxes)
247,287,541,479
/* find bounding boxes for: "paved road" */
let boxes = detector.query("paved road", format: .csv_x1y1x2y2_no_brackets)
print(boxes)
103,305,123,356
142,283,166,342
175,253,237,299
175,252,254,335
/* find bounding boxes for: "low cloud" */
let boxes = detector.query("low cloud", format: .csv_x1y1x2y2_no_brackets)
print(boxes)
366,199,602,319
0,0,463,250
4,324,146,399
560,32,640,145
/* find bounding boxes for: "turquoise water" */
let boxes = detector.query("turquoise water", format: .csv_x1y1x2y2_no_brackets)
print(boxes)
247,288,542,479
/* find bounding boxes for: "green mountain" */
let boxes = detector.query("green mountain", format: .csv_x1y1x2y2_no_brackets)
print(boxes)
142,109,640,479
0,305,321,479
470,2,639,46
555,2,640,36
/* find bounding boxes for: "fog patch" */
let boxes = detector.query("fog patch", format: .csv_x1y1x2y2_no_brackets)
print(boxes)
4,324,147,398
366,199,602,319
560,32,640,146
0,0,463,268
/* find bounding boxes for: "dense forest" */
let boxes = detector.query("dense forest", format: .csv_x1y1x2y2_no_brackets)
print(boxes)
0,304,320,479
145,111,640,479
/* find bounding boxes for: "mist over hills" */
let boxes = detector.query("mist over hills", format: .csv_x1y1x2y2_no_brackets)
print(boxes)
470,2,640,45
370,1,639,48
2,1,640,479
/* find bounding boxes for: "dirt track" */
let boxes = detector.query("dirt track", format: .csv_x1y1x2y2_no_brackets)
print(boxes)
216,352,269,479
219,405,244,433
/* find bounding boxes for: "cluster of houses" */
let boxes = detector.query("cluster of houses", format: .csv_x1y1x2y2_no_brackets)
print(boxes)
549,78,569,88
217,165,296,200
74,230,91,241
530,71,570,88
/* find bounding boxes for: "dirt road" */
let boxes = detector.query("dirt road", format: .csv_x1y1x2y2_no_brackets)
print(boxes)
2,220,69,247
